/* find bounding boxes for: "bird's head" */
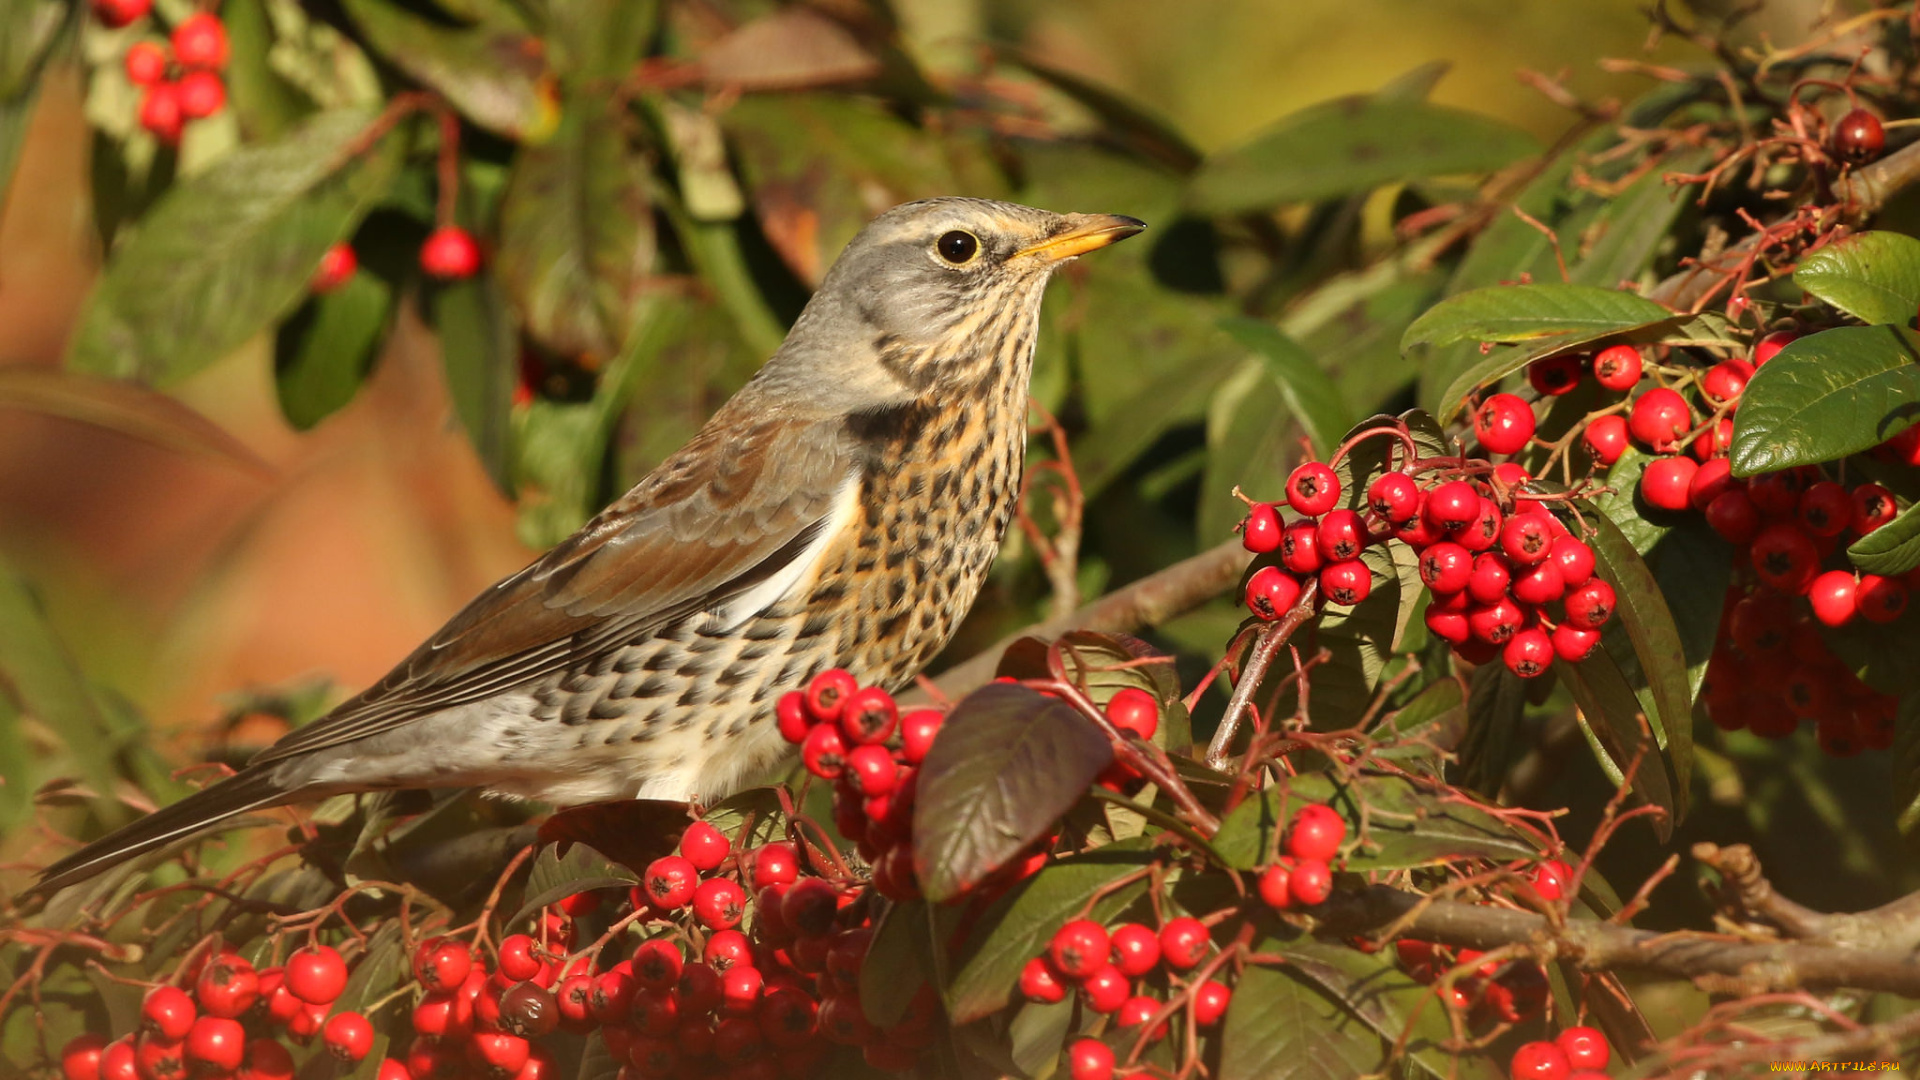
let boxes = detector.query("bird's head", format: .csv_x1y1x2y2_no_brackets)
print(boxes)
758,197,1145,410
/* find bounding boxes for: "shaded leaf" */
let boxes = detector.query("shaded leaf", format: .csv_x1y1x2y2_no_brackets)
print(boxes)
1219,953,1390,1080
0,365,272,477
224,0,314,140
1280,937,1507,1080
1009,51,1201,173
1189,97,1537,214
1212,772,1535,871
1558,649,1677,836
861,899,931,1027
1219,317,1353,457
1729,325,1920,477
432,273,518,492
1894,693,1920,841
1793,231,1920,327
1401,283,1674,353
1458,661,1526,797
66,110,400,386
341,0,556,139
274,272,392,430
1849,498,1920,575
1569,148,1708,288
944,841,1153,1023
912,684,1112,902
699,7,880,91
510,841,641,928
546,0,656,85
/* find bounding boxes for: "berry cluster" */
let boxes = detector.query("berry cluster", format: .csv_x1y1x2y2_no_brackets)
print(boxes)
1253,801,1345,910
1026,914,1229,1080
1507,1026,1614,1080
1532,336,1906,755
102,6,231,145
61,944,369,1080
1241,442,1614,681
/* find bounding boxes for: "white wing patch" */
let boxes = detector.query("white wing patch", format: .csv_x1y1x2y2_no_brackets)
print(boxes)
710,470,862,631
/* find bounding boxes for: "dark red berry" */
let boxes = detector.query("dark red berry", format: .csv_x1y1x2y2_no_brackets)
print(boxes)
1279,519,1323,574
1245,565,1303,620
419,227,481,280
1639,454,1697,512
1859,574,1909,623
800,722,849,780
1592,344,1643,391
1503,626,1554,679
1808,571,1859,627
1799,481,1853,537
838,686,898,745
1468,597,1525,644
1750,522,1819,593
1049,920,1110,979
1705,489,1760,544
1457,496,1504,553
1285,462,1341,517
1852,483,1899,535
846,743,898,796
1564,580,1617,629
1528,354,1584,396
1551,623,1601,663
1320,559,1372,606
91,0,152,28
1834,107,1886,164
1688,457,1735,511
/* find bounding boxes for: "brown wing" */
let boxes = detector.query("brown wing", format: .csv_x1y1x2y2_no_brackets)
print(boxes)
249,412,855,766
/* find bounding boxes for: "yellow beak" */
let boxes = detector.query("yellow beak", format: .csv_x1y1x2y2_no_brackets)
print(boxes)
1014,213,1147,262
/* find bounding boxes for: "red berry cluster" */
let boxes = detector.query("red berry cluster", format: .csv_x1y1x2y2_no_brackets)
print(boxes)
1533,339,1906,754
60,944,368,1080
1508,1026,1613,1080
1386,858,1574,1034
109,11,231,145
1253,801,1345,910
1241,444,1614,681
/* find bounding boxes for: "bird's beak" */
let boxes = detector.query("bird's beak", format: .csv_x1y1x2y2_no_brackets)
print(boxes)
1013,214,1147,263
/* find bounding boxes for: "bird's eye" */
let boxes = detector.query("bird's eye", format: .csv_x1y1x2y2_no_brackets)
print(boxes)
935,230,980,265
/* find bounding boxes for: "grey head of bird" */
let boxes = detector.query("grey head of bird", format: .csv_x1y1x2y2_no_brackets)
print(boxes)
745,197,1145,413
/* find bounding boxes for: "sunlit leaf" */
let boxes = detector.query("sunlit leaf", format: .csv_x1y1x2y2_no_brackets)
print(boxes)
1793,231,1920,327
1730,325,1920,477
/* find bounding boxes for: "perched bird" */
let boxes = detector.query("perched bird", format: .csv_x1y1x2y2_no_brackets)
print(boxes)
33,198,1144,895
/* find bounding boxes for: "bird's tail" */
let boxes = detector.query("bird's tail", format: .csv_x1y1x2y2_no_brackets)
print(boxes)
29,769,292,899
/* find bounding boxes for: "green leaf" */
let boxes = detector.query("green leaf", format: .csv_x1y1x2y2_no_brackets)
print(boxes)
509,842,639,928
0,366,272,477
1793,231,1920,327
1401,283,1674,352
1558,647,1677,834
1219,317,1353,457
1569,148,1709,288
1279,938,1507,1080
860,899,930,1027
1219,954,1390,1080
66,109,400,386
1425,314,1688,423
1729,325,1920,477
224,0,314,140
1594,446,1665,554
1849,500,1920,575
546,0,657,85
274,272,392,430
1199,371,1293,546
1188,97,1537,214
1212,772,1535,871
496,97,656,357
912,684,1112,903
432,273,518,493
944,841,1153,1023
341,0,555,139
1008,52,1200,172
1458,661,1527,797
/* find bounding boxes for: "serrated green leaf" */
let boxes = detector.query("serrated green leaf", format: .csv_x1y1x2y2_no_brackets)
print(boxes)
1793,231,1920,327
1401,283,1674,353
341,0,554,139
944,841,1153,1023
1189,97,1537,214
1849,499,1920,575
274,272,391,430
1219,317,1354,457
913,684,1112,903
66,109,400,386
1729,325,1920,477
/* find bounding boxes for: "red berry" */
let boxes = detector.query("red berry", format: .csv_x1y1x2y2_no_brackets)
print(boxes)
1512,561,1565,606
1754,329,1798,366
1809,571,1859,627
1019,956,1067,1003
1279,519,1323,574
285,946,347,1006
310,243,359,295
322,1011,373,1063
1691,416,1734,460
1859,574,1909,623
497,934,542,983
900,708,941,764
1749,468,1813,515
1852,483,1899,535
1468,597,1525,644
138,83,184,143
171,14,229,69
1245,565,1303,620
759,986,819,1050
1799,481,1852,537
1583,414,1629,466
1628,388,1692,451
679,820,730,871
642,855,699,910
800,722,848,780
1393,503,1440,547
143,985,197,1041
1531,858,1575,901
1106,687,1159,740
774,690,811,743
1285,461,1341,516
1079,966,1130,1013
1547,536,1594,587
1159,917,1210,970
838,686,898,745
1592,344,1643,391
62,1035,107,1080
1256,861,1294,910
1499,513,1555,566
1367,471,1422,522
1418,541,1472,594
750,843,800,892
1473,393,1536,455
1241,502,1283,553
632,939,684,991
1286,803,1346,861
368,1059,405,1080
1049,919,1110,979
1320,559,1372,607
176,71,224,119
1706,488,1761,544
419,227,481,280
1315,508,1367,562
1468,553,1511,604
781,877,840,938
846,743,898,796
1551,623,1601,663
100,1040,137,1080
1688,457,1735,511
1117,995,1168,1039
692,877,747,930
1426,481,1480,533
135,1037,186,1080
1528,354,1584,396
471,1032,530,1079
1192,980,1231,1026
1557,1026,1611,1070
1639,454,1698,512
1108,923,1161,978
1458,496,1505,554
124,41,168,86
1564,580,1617,629
413,939,472,993
720,964,764,1015
1702,358,1754,404
1510,1039,1572,1080
1504,626,1553,679
1424,604,1470,645
184,1016,245,1074
1288,858,1333,905
1067,1038,1115,1080
1834,107,1886,164
92,0,152,28
1750,522,1819,593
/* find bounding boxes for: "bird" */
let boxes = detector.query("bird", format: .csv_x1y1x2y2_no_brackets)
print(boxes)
31,197,1145,896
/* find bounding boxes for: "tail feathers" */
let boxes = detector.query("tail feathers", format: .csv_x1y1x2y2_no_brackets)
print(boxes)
30,770,292,899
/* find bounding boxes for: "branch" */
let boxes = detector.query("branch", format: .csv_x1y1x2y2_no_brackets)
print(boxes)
1319,883,1920,998
929,538,1250,698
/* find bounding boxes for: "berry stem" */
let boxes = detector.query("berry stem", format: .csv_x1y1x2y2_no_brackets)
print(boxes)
1206,578,1319,771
